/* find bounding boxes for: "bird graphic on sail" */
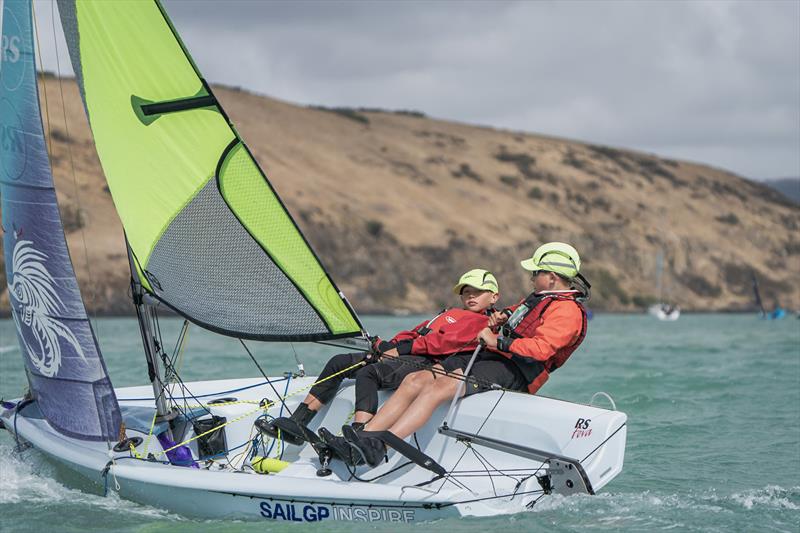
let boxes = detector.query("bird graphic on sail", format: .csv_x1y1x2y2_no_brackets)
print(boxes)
9,239,86,378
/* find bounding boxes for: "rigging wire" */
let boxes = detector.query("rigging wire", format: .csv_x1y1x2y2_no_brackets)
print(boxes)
151,309,211,421
30,6,52,157
47,0,100,332
239,339,295,417
426,390,507,496
464,442,499,498
288,343,305,377
171,321,190,377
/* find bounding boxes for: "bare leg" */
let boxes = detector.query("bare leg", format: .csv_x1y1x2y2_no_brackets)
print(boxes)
387,370,464,439
302,394,323,412
364,367,440,431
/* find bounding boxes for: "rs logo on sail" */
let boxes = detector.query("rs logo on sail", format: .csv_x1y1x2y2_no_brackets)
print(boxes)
9,239,86,377
1,34,20,63
0,123,25,154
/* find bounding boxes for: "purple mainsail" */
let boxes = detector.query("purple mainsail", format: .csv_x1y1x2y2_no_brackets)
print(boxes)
0,0,121,441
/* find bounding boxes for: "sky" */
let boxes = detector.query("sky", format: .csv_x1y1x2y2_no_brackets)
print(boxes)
25,0,800,180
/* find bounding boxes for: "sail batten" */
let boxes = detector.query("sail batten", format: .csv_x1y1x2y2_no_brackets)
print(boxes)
1,0,121,441
57,0,364,341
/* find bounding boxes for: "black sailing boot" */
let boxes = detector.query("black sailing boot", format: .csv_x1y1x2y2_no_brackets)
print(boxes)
318,427,364,466
255,403,317,446
342,425,386,468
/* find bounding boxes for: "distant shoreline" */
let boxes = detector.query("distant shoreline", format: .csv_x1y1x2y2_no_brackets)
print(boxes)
0,309,787,320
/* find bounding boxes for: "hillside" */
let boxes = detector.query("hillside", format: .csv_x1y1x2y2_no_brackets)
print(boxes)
1,76,798,316
762,177,800,205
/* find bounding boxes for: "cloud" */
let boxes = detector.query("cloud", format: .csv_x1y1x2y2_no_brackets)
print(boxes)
30,0,800,179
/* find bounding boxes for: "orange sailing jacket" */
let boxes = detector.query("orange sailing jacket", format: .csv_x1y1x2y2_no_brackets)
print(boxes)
495,293,587,393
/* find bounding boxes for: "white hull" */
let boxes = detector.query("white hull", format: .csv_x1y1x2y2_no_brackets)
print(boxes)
649,304,681,321
1,376,627,523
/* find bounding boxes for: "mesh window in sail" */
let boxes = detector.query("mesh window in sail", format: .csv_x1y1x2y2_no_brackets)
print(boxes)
147,179,328,339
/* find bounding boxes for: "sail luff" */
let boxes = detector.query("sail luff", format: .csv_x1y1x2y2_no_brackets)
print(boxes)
1,0,121,441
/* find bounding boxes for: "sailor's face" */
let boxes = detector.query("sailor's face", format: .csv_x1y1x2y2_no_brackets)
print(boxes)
460,286,498,312
531,270,557,292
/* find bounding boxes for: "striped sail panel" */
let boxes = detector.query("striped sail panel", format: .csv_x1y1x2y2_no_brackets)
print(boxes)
57,0,363,340
0,0,121,441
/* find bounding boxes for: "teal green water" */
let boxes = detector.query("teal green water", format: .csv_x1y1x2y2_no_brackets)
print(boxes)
1,314,798,532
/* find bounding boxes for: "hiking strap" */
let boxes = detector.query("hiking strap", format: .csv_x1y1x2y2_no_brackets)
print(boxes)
366,430,446,477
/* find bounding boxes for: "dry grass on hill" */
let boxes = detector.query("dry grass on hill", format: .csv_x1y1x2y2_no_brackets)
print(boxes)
1,77,798,315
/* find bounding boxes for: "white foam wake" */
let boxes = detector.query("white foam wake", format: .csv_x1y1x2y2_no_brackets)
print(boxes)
0,437,176,520
729,485,800,510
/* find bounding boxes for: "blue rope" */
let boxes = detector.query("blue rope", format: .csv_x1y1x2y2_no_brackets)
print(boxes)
116,377,290,402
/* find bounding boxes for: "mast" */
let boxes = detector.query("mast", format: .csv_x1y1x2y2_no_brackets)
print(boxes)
751,271,766,317
655,249,664,302
126,240,175,437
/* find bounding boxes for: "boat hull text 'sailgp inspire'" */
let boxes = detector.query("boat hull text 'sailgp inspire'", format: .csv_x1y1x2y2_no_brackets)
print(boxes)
0,0,627,522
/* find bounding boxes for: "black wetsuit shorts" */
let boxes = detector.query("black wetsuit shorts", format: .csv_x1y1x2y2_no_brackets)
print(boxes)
440,350,527,396
307,352,436,413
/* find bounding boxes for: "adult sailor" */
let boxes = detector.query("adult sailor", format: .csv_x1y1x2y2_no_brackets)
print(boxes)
344,242,589,467
257,269,500,449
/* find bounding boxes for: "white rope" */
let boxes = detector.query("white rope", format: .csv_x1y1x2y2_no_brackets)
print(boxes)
590,391,617,411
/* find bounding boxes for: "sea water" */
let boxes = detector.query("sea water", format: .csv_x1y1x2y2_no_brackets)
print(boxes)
0,314,798,532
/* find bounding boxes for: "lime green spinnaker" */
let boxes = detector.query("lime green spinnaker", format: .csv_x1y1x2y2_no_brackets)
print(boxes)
58,0,362,340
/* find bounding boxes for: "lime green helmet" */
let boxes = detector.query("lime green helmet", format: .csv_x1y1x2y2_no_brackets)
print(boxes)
520,242,581,279
452,269,499,294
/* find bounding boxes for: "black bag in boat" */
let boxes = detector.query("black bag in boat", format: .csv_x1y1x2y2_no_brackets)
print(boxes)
193,415,227,460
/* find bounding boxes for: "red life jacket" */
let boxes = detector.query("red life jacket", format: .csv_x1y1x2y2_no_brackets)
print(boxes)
501,293,588,393
392,307,491,357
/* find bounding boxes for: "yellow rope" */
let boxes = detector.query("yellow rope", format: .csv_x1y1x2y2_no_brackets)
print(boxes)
181,400,263,408
156,404,266,458
129,410,158,459
280,361,366,401
133,360,367,460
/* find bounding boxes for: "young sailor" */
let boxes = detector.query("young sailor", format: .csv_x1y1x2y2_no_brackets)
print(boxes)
345,242,589,468
257,269,500,449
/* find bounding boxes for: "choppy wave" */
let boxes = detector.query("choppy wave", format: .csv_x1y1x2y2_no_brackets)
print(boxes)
1,314,798,532
0,439,175,520
512,487,800,531
728,485,800,510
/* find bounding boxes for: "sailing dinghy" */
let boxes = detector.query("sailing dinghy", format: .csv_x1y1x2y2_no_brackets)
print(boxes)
0,0,627,522
648,250,680,321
